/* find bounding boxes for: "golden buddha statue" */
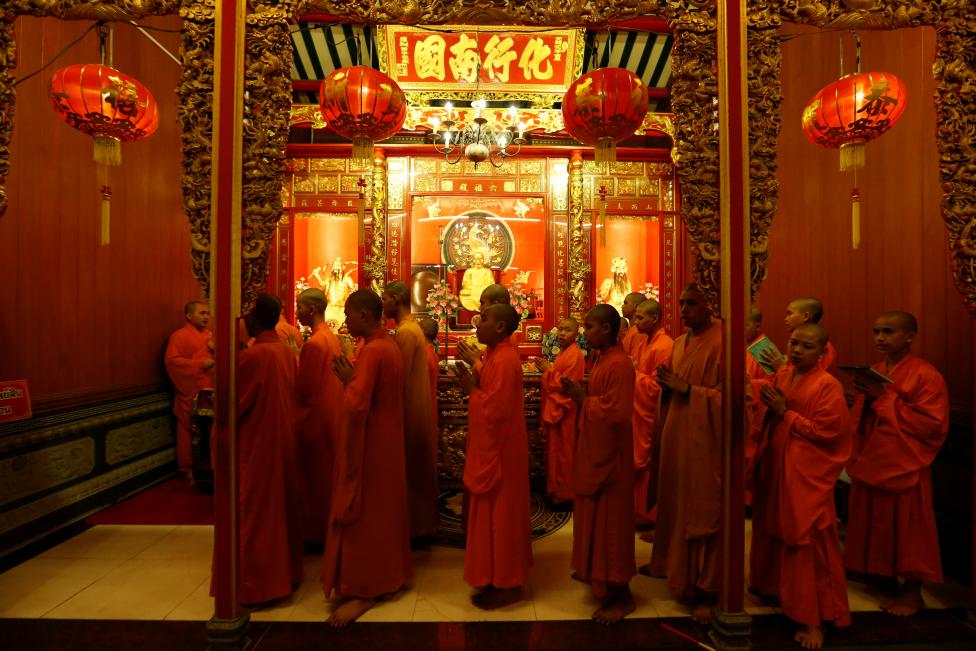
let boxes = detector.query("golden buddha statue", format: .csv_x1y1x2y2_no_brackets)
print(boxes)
458,251,495,312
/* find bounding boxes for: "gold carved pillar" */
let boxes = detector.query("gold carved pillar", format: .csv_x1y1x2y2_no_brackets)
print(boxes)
0,12,13,217
366,147,388,292
567,150,589,320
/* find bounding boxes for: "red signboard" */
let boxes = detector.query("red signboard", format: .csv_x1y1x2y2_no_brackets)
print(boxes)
0,379,32,423
379,26,583,98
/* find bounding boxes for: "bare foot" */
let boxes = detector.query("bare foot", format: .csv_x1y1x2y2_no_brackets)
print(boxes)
592,586,636,625
690,603,712,624
794,624,825,649
637,564,654,577
471,585,522,610
638,530,656,543
327,597,377,627
880,590,924,617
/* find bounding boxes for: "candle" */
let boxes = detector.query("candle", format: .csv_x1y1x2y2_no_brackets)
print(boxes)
509,106,517,125
518,122,526,138
431,116,440,133
445,102,453,120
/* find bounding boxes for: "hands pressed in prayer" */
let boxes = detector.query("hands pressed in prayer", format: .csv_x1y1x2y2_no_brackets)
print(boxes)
452,360,476,393
533,356,551,373
284,332,301,358
759,348,785,372
760,384,788,417
657,365,690,395
559,376,586,404
202,358,216,370
339,336,355,358
207,338,216,352
456,339,482,367
333,355,354,386
852,374,886,401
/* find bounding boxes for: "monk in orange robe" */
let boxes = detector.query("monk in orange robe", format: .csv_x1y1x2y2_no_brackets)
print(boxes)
560,304,637,624
620,292,647,357
164,300,214,473
631,300,673,527
275,313,302,353
420,317,440,427
231,294,303,606
760,297,838,374
455,284,511,373
322,289,412,626
534,317,585,504
845,311,949,616
293,288,343,544
453,303,532,609
644,283,722,624
383,281,439,543
750,324,851,650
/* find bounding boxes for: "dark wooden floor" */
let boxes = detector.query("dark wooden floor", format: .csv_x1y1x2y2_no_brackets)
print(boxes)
3,610,975,651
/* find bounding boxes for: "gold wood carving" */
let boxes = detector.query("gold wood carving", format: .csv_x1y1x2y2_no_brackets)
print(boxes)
365,148,388,292
105,416,174,465
0,13,13,217
567,151,588,319
0,438,95,507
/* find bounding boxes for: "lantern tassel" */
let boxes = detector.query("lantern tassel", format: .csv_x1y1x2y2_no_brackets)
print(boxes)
94,135,122,166
851,187,861,250
97,164,112,246
357,176,366,246
594,138,617,164
840,142,864,172
351,136,373,161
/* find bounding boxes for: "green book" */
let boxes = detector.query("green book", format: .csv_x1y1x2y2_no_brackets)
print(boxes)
747,336,781,374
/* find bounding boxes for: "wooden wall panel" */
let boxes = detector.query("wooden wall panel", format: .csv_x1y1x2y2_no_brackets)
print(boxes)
0,17,200,408
760,26,973,412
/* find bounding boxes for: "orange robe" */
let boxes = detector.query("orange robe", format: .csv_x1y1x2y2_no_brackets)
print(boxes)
464,337,532,588
164,324,213,472
276,315,302,350
395,315,439,539
621,324,641,358
647,320,723,597
844,354,949,583
744,334,773,506
234,331,303,604
426,341,439,427
322,329,412,598
294,322,343,543
632,328,673,524
750,366,851,628
540,342,585,502
571,344,637,593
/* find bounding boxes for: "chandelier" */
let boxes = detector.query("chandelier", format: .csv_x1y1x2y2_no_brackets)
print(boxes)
429,99,527,168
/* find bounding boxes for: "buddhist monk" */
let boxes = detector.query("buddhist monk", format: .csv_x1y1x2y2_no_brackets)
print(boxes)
164,301,215,475
322,289,412,627
293,288,343,545
745,307,773,389
560,304,637,624
534,317,585,505
456,283,512,372
845,311,949,616
643,283,722,624
420,316,440,427
631,299,673,528
750,324,851,650
761,297,837,373
620,292,647,357
275,312,303,354
382,281,439,544
232,293,303,606
453,303,532,609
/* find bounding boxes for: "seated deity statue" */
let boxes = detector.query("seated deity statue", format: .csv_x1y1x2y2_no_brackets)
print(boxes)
458,251,495,312
598,256,632,315
311,257,357,328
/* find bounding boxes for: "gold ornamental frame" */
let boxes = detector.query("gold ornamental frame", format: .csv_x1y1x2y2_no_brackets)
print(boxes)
0,1,974,317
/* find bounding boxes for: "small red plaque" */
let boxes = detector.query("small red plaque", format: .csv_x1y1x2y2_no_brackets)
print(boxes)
0,379,32,423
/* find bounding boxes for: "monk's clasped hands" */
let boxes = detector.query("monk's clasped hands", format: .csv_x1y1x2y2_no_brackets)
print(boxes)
532,356,551,373
559,376,586,403
760,384,788,417
452,360,475,393
456,339,481,367
333,355,354,385
656,365,690,395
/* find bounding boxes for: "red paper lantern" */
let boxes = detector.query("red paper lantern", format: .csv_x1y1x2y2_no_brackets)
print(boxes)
802,71,907,171
562,68,649,163
319,66,407,160
49,63,159,166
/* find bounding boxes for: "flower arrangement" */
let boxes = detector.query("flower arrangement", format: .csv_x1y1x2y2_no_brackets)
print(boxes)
426,282,461,322
540,327,590,362
508,282,535,321
642,282,660,301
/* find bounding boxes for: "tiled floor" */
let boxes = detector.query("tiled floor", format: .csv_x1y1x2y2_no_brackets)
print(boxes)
0,520,969,623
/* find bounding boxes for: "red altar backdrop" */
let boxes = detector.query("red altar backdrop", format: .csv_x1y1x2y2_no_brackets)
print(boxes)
592,219,661,310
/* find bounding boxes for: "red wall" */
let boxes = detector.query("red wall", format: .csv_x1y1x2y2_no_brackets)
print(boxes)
0,17,200,409
759,25,972,411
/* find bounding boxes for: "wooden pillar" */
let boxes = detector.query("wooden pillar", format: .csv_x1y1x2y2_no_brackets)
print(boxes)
366,147,388,292
567,150,587,320
711,0,750,648
207,0,247,647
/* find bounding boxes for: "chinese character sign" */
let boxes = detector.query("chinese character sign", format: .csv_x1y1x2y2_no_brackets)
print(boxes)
381,26,583,96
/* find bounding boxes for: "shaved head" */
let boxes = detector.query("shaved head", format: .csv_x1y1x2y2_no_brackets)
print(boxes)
879,310,917,333
297,288,327,313
184,300,207,316
794,322,829,346
384,280,411,307
481,284,511,306
624,292,646,305
419,316,439,339
588,303,622,340
559,316,579,331
346,289,383,320
251,293,282,330
637,299,662,317
789,297,824,323
486,303,520,335
682,282,705,297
